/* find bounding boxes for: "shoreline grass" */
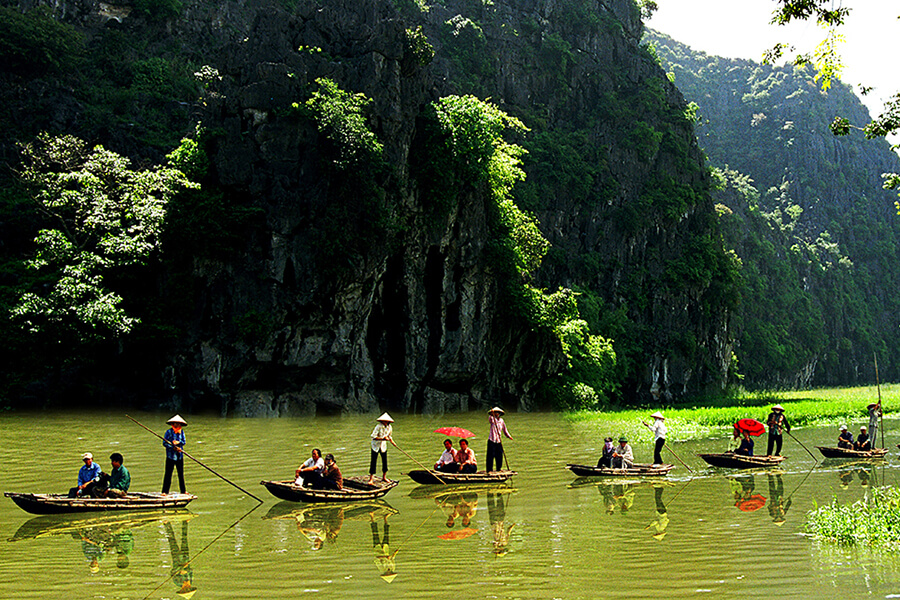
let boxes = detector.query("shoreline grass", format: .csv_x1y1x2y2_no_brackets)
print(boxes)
806,486,900,548
565,384,899,443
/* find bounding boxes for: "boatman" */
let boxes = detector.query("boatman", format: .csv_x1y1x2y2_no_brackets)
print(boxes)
642,411,667,464
162,414,187,494
867,402,882,447
611,436,634,469
487,407,513,473
765,405,790,456
69,452,102,498
368,413,394,484
837,425,854,449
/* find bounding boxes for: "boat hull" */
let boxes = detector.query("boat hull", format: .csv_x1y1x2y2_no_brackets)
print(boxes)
565,463,675,477
816,446,887,459
4,492,196,515
260,477,397,503
698,453,786,469
406,469,517,485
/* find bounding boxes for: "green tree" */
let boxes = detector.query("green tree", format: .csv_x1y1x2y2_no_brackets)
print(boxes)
11,133,195,342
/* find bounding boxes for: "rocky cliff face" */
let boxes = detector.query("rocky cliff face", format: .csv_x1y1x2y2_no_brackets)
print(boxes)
2,0,735,413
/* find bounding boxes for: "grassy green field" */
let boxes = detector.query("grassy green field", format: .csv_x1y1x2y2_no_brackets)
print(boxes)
565,384,898,443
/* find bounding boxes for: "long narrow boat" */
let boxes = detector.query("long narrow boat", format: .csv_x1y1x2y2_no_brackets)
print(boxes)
260,476,397,503
406,469,517,485
565,463,675,477
4,492,196,515
698,453,786,469
816,446,888,459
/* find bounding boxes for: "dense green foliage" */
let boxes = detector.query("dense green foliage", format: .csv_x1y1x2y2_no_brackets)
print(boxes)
806,486,900,548
0,6,84,75
649,30,900,388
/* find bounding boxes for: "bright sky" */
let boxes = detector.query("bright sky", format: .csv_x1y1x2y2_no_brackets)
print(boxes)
647,0,899,131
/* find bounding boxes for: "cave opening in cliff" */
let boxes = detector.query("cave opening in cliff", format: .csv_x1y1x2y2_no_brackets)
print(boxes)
368,254,409,408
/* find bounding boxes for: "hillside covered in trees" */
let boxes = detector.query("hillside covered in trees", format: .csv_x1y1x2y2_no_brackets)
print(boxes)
646,30,900,389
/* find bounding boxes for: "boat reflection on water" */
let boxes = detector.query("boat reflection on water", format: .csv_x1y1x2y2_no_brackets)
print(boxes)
8,511,194,573
728,474,767,512
263,501,399,550
766,473,791,525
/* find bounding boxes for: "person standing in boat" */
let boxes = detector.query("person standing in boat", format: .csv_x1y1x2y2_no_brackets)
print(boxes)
487,407,513,473
368,413,394,484
854,426,872,451
867,402,882,446
455,438,477,473
642,411,667,464
837,425,854,449
611,436,634,468
295,448,325,487
69,452,102,498
765,405,790,456
162,415,187,494
434,439,459,472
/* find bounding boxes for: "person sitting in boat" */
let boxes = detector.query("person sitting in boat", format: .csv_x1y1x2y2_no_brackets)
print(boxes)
313,453,343,490
94,452,131,498
854,426,871,452
611,436,634,469
456,438,477,474
837,425,854,449
597,437,615,468
734,431,754,456
295,448,325,487
435,439,459,472
69,452,102,498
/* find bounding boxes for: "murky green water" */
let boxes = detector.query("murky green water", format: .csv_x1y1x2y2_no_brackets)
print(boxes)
2,411,899,599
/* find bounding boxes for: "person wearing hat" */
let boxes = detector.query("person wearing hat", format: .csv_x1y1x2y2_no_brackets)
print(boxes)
854,426,872,452
368,413,394,484
162,415,187,494
765,405,790,456
867,402,882,447
597,436,615,468
69,452,102,497
837,425,854,449
642,411,667,464
487,407,513,473
611,436,634,469
316,453,343,490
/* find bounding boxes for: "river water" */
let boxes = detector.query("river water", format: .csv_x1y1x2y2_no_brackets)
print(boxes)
1,411,899,599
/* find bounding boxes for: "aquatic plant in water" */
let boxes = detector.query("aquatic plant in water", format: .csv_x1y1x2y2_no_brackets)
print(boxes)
806,486,900,548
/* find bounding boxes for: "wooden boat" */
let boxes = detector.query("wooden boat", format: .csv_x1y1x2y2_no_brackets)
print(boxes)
565,463,675,477
698,453,786,469
259,476,397,503
4,492,196,515
406,469,517,485
816,446,888,459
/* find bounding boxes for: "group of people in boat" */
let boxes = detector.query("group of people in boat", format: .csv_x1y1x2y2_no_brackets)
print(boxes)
294,448,344,490
837,424,874,451
596,411,667,469
434,438,478,473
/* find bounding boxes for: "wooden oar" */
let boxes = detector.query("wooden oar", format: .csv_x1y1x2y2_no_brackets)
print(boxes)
786,430,817,462
125,415,264,502
391,440,447,485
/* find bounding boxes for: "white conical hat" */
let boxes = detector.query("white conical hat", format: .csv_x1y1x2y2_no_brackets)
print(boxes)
376,412,394,423
167,414,187,425
488,406,505,414
771,404,784,411
650,411,665,420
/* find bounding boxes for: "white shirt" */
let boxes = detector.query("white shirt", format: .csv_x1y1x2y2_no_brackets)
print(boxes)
371,423,392,453
436,448,456,466
650,419,667,441
302,456,325,473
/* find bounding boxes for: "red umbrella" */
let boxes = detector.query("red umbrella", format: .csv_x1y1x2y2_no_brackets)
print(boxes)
733,419,766,437
434,427,476,438
735,494,767,512
438,527,478,540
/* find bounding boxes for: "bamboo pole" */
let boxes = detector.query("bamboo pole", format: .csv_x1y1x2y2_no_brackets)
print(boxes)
875,352,885,449
125,415,263,503
391,440,447,485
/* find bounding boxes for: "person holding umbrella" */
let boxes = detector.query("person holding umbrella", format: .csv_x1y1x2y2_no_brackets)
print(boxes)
642,411,667,465
162,415,187,494
487,407,512,473
733,430,754,456
765,405,790,456
368,413,394,484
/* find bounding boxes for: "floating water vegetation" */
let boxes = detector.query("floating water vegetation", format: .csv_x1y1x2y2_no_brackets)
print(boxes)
806,486,900,548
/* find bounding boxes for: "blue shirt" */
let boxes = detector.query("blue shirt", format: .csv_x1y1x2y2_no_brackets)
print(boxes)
77,461,102,486
163,428,186,461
